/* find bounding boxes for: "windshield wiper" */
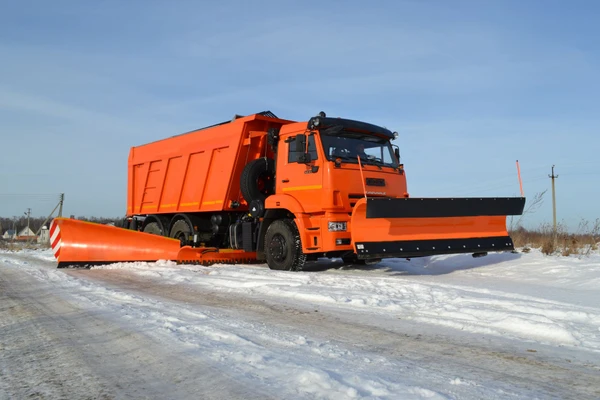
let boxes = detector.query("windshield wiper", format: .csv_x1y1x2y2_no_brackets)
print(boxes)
359,157,384,170
333,155,384,170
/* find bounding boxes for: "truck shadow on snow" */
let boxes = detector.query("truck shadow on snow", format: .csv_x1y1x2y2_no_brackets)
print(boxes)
304,251,522,275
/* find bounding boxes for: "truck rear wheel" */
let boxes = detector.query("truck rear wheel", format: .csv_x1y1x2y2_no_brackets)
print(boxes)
264,219,306,271
143,222,163,235
240,158,275,203
170,219,192,245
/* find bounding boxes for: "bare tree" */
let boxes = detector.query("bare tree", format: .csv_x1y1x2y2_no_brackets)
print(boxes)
509,189,547,231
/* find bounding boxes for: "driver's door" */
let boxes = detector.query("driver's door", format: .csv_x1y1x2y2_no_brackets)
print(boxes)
276,132,323,213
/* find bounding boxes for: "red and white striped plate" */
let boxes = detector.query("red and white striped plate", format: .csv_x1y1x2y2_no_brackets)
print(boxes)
50,220,61,260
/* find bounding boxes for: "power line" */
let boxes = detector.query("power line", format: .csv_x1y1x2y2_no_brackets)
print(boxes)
437,174,548,196
0,193,61,196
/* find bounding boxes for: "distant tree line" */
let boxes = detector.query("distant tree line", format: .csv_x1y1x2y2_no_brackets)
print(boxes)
0,216,119,235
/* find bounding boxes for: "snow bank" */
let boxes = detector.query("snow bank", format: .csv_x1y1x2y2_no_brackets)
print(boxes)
88,250,600,352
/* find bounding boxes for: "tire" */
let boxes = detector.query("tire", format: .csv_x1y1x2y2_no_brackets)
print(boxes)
169,219,192,244
240,158,275,203
143,221,163,235
264,219,306,271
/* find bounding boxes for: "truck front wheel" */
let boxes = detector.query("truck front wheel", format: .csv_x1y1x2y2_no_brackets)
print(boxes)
264,219,306,271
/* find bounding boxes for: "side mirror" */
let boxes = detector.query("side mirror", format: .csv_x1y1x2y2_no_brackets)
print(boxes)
295,134,312,163
297,153,312,163
295,134,306,152
393,145,400,162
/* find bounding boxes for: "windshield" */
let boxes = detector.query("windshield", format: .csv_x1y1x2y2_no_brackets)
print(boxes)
320,130,399,168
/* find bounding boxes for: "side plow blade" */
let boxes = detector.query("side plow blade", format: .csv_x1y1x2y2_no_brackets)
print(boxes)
50,218,181,267
50,218,259,268
351,197,526,259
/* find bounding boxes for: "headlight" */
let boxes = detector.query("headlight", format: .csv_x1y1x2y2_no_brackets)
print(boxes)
328,221,347,232
313,117,320,127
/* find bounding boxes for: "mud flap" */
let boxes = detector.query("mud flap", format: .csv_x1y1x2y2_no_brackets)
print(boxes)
50,217,181,267
350,197,525,259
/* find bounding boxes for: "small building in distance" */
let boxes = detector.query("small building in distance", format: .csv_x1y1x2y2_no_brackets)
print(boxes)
17,227,36,238
38,226,50,244
2,229,16,240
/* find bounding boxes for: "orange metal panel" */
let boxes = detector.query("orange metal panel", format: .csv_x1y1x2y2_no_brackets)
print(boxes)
200,147,232,211
140,160,163,213
131,163,149,215
350,198,509,246
179,151,208,211
275,129,324,214
158,156,183,211
50,218,181,266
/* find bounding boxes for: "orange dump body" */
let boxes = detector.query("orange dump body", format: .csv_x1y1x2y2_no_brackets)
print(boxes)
127,113,294,216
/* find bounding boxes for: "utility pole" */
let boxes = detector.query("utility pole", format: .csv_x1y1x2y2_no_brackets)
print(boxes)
24,208,31,236
549,165,559,244
58,193,64,217
30,194,65,244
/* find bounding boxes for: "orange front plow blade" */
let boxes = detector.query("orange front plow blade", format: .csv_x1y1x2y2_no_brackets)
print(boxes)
350,197,525,259
50,217,181,267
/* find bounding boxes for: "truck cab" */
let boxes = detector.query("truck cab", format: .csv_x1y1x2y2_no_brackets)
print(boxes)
260,114,407,270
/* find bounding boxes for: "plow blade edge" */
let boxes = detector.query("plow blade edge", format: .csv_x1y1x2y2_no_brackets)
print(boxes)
351,197,526,259
176,247,259,266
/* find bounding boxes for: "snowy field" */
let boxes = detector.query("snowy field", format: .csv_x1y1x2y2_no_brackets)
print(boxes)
1,248,599,399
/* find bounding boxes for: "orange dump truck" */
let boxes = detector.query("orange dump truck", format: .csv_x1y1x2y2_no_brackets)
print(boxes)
51,111,525,270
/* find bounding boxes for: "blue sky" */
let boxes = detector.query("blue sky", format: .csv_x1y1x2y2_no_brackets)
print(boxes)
1,0,598,230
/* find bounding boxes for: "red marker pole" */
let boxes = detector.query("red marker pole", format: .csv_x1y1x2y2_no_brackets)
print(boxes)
516,160,524,197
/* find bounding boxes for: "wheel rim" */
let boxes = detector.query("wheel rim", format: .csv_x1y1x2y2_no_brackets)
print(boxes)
144,224,161,235
170,220,192,245
268,234,287,262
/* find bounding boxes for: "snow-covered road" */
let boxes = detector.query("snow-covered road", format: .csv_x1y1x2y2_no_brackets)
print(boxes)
1,249,599,399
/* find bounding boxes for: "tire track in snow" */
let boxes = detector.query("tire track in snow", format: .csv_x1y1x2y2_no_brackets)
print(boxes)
0,256,277,400
71,267,600,399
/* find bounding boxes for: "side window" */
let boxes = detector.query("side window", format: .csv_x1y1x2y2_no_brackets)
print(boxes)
382,148,395,165
364,146,381,160
288,135,318,163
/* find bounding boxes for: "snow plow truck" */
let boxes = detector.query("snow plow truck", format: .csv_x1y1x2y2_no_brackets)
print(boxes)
50,111,525,270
